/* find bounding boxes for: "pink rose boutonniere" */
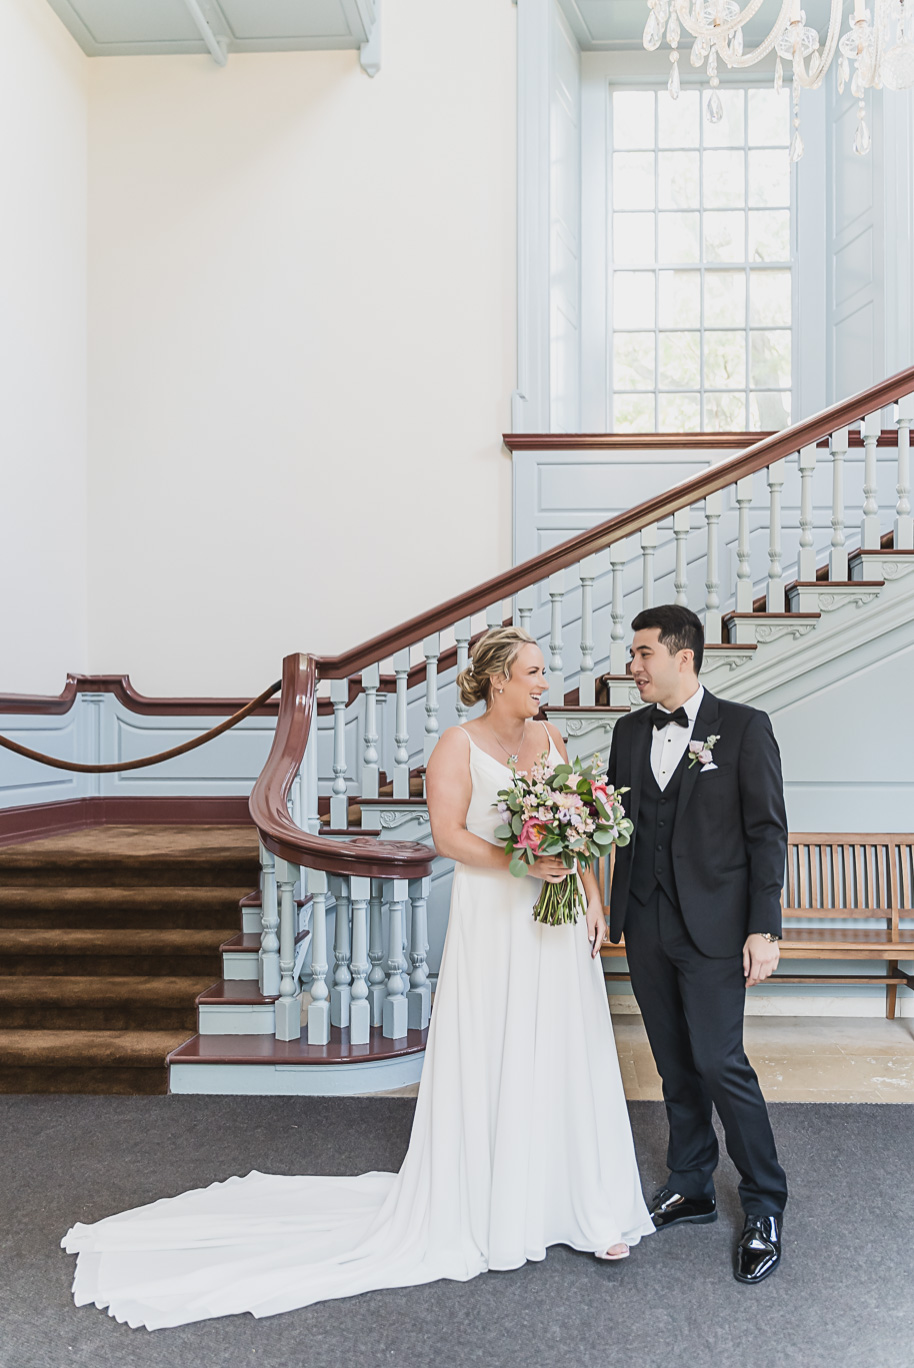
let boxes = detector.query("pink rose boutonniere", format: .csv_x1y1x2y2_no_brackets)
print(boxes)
688,734,720,771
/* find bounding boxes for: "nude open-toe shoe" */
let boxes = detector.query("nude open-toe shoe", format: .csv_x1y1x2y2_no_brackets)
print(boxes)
595,1243,630,1261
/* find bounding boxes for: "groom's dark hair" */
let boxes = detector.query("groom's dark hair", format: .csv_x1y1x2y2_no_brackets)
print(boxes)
631,604,704,675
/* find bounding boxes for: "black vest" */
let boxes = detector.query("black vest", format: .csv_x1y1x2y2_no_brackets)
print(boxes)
628,746,687,907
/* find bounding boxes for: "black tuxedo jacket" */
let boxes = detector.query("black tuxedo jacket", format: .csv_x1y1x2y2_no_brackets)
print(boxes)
607,688,787,959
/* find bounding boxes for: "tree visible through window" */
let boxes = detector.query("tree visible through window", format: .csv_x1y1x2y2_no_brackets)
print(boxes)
611,86,792,433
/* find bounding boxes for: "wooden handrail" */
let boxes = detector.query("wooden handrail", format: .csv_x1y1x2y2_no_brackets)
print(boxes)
0,674,281,717
248,653,433,880
316,364,914,678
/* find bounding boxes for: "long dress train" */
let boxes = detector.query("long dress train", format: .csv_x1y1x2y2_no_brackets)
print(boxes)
61,728,653,1328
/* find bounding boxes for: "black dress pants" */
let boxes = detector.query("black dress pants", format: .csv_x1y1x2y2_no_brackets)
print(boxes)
623,887,788,1216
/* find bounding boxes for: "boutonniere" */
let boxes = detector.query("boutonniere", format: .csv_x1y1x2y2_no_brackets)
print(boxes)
688,735,720,771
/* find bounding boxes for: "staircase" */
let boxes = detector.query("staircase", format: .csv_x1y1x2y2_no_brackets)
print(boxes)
0,826,258,1093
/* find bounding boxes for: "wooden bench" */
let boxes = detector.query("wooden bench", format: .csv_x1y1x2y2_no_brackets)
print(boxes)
601,834,914,1019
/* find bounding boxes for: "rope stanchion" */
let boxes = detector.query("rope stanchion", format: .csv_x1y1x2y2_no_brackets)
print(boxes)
0,680,282,774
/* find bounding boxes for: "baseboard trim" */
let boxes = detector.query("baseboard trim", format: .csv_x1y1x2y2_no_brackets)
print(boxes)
0,796,252,846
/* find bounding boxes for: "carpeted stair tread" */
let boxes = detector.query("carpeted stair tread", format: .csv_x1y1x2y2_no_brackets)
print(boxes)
0,976,215,1006
0,1028,188,1067
0,928,236,956
0,824,259,888
0,884,255,928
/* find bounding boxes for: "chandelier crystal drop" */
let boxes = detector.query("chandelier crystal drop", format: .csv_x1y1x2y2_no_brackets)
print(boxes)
643,0,914,160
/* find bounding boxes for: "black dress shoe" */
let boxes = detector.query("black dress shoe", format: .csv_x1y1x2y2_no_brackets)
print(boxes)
734,1215,782,1284
649,1187,718,1231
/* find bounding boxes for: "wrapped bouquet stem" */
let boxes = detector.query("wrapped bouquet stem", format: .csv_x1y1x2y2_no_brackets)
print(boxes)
493,752,634,928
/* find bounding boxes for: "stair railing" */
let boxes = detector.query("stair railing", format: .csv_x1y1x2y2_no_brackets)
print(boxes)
252,365,914,1049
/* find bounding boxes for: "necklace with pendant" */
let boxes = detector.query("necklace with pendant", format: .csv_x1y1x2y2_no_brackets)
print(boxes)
491,721,526,765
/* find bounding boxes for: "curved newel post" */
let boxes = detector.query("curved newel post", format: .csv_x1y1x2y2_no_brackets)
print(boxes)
640,523,657,611
259,842,280,998
454,618,472,723
797,444,818,582
766,458,786,611
348,876,371,1045
609,541,627,675
361,664,380,800
329,876,352,1029
860,410,881,550
393,648,410,800
306,869,330,1046
896,395,914,550
672,509,690,606
515,586,534,634
703,495,722,643
274,857,301,1040
578,555,597,706
548,571,565,702
423,633,440,770
829,427,849,580
407,876,431,1030
330,678,349,829
735,476,754,613
368,878,386,1026
382,879,409,1039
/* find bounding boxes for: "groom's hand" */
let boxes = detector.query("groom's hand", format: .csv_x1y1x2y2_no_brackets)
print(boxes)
743,933,780,987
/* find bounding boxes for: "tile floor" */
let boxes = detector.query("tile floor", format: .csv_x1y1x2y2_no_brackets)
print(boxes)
376,1015,914,1102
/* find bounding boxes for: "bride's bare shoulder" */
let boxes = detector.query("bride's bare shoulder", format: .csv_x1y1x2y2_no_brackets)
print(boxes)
427,726,471,768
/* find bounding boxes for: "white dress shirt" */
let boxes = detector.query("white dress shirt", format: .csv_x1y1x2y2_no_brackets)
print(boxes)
650,684,704,791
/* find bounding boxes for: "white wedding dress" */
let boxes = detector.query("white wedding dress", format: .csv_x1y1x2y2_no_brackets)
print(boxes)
62,726,653,1329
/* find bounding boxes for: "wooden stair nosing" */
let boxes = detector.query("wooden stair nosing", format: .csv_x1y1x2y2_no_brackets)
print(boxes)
167,1024,429,1068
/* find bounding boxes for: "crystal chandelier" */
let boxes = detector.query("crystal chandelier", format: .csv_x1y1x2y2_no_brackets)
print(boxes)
643,1,914,159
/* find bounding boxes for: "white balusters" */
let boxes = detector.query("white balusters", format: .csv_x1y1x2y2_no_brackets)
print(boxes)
393,648,410,800
640,523,657,610
423,633,440,768
672,509,690,606
547,570,565,702
382,880,409,1039
486,602,503,630
329,877,351,1029
829,427,849,580
766,459,786,611
330,678,349,830
797,443,818,582
860,410,881,550
703,494,722,642
361,664,380,801
735,476,754,613
307,869,330,1045
454,617,472,723
896,395,914,550
407,876,431,1030
609,541,627,676
259,842,280,998
515,585,535,634
274,858,301,1041
578,554,596,706
368,878,386,1026
348,876,371,1045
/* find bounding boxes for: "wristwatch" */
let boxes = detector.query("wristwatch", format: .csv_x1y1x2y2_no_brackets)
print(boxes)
759,932,781,943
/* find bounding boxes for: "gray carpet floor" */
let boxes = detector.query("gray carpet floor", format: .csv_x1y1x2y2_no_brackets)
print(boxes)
0,1095,908,1368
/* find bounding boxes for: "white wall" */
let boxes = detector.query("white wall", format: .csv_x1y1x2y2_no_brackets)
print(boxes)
86,0,517,696
0,0,88,693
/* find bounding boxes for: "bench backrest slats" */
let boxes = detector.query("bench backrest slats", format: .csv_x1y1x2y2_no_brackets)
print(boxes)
783,836,910,933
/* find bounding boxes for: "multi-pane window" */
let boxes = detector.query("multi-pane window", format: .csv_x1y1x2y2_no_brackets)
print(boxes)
610,86,792,433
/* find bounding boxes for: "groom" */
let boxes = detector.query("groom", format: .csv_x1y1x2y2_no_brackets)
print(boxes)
606,604,788,1284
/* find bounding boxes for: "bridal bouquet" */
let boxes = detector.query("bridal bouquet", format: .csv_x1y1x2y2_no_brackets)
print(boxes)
493,752,633,927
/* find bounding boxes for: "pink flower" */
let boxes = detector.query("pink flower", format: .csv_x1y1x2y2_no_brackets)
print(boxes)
517,818,545,854
699,749,712,765
592,781,612,805
688,740,704,754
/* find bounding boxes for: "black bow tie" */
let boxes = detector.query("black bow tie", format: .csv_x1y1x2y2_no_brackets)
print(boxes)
653,706,689,730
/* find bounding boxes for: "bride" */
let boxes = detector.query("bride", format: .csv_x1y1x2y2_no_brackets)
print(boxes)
62,626,653,1329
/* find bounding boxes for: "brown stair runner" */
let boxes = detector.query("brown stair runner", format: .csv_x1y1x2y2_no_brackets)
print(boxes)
0,824,259,1095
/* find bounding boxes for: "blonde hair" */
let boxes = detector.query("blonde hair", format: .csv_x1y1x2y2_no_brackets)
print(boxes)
456,626,535,709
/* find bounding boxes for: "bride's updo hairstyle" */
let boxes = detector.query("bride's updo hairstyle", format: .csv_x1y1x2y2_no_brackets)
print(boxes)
456,626,535,710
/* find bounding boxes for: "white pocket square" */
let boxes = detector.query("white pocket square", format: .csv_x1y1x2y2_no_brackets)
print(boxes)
700,762,718,772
